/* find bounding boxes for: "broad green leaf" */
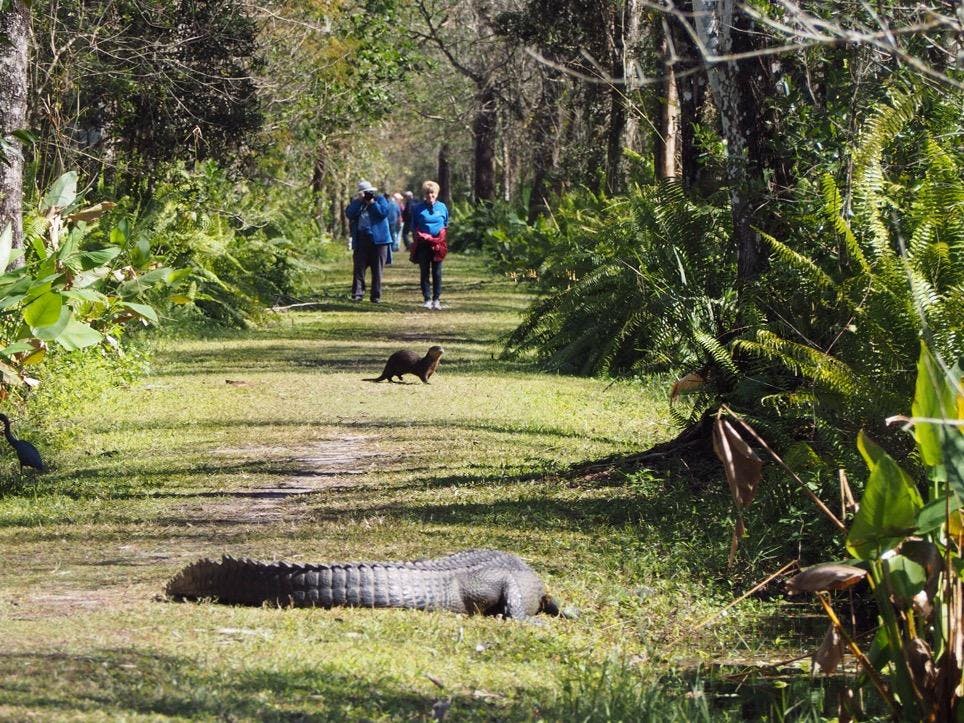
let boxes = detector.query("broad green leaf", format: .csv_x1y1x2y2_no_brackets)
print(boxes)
109,223,127,246
917,493,964,534
944,426,964,499
32,306,72,340
40,171,78,212
55,319,103,351
80,247,122,270
857,430,888,470
29,233,47,261
22,291,63,328
165,267,192,284
119,301,158,324
882,555,926,606
0,294,25,310
847,451,923,560
0,222,12,271
0,340,34,356
913,343,956,471
62,288,108,304
130,235,151,267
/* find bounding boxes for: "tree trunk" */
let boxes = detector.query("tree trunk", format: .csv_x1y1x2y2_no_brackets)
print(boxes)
605,0,644,193
0,0,29,269
311,144,327,226
694,0,767,283
472,85,497,203
527,69,564,223
655,28,680,180
668,5,708,192
437,142,451,207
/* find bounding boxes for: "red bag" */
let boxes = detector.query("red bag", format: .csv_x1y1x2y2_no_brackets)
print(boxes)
414,228,448,262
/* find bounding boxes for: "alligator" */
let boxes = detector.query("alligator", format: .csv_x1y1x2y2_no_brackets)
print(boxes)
166,548,562,620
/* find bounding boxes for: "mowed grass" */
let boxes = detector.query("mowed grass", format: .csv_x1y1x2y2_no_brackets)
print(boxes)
0,253,805,721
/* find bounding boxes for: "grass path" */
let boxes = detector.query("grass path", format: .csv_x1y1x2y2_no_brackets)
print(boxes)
0,253,798,720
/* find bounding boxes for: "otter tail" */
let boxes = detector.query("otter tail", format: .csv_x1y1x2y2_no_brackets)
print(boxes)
363,375,387,382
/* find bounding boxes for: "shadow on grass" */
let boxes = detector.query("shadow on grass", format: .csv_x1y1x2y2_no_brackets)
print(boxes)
0,649,472,721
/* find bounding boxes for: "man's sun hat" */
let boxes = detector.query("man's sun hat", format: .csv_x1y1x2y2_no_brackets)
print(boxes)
357,180,377,194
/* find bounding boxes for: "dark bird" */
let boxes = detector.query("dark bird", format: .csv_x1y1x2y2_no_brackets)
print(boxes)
0,413,45,474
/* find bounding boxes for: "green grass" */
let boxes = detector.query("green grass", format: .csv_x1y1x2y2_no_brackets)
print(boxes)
0,253,827,721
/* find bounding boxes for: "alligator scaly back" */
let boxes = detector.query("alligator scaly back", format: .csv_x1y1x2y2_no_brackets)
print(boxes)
165,549,560,619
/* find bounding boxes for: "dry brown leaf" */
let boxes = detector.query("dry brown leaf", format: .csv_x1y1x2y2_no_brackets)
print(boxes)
712,417,763,508
66,201,116,223
814,624,846,674
670,371,705,401
786,564,867,594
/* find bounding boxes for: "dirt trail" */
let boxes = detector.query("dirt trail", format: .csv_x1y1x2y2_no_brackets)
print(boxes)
176,434,383,524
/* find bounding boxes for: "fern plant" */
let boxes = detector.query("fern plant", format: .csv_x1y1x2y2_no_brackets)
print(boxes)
502,181,736,392
738,83,963,456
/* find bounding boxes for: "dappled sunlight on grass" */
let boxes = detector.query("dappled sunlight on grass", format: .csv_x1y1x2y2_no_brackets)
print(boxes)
0,253,819,720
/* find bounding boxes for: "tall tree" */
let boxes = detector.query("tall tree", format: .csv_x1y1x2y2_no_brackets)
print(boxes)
0,0,29,267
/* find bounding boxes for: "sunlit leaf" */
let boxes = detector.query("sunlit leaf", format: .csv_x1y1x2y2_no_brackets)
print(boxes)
0,222,12,271
80,247,122,270
32,306,72,341
882,555,926,608
22,291,63,328
118,301,158,324
40,171,78,212
917,493,963,534
912,343,956,472
847,436,923,559
55,319,103,351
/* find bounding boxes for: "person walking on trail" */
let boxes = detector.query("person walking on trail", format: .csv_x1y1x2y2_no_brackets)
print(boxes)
409,180,449,310
401,190,415,250
391,192,405,250
345,180,393,303
383,191,400,266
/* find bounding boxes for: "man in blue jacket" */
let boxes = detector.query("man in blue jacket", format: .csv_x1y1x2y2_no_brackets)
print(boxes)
345,180,393,303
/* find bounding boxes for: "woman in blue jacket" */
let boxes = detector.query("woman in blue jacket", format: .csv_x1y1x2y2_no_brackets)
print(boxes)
345,180,393,303
409,180,449,310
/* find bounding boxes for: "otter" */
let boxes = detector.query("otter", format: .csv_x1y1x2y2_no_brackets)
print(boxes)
364,345,444,384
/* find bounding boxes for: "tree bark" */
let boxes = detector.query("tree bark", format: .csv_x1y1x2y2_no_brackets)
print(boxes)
694,0,767,283
605,0,644,193
0,0,29,269
655,28,680,180
527,68,563,223
667,3,708,191
437,142,451,207
472,85,497,203
311,143,327,226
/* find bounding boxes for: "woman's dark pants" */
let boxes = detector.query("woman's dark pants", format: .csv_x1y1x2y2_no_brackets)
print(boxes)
352,235,388,301
416,244,443,301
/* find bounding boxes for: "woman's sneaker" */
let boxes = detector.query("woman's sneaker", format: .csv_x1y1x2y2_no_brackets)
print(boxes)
422,299,433,308
431,299,442,310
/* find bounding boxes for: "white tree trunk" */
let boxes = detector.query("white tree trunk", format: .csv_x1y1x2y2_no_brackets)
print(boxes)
0,0,29,268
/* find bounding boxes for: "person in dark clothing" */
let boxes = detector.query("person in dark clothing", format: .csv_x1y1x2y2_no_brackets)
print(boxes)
409,180,449,310
345,180,393,303
401,190,415,250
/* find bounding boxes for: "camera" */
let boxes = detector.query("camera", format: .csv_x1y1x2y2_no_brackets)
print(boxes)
363,190,376,199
